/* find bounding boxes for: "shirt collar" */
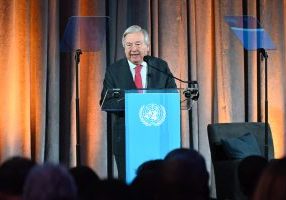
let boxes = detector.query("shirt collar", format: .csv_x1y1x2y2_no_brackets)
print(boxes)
127,60,147,69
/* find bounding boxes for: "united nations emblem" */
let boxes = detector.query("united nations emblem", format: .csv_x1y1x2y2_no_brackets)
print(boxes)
139,103,166,126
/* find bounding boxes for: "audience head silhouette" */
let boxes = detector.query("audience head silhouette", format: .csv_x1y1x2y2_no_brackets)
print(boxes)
0,156,36,199
131,159,164,200
69,165,100,200
238,155,268,198
162,148,209,200
253,157,286,200
23,163,77,200
96,178,131,200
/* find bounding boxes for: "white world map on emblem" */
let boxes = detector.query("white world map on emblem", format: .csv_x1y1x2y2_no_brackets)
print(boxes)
139,103,166,126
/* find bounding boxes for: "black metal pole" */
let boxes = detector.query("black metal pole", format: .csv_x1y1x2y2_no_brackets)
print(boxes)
260,48,269,160
107,113,113,179
105,1,113,179
243,0,249,122
75,49,82,166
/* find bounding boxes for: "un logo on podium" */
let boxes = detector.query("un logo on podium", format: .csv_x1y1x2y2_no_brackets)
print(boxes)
139,103,166,126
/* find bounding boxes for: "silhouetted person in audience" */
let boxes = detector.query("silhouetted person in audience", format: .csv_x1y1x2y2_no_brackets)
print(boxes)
23,164,77,200
69,165,100,200
96,178,131,200
237,155,268,199
161,148,209,200
131,159,164,200
252,157,286,200
0,156,36,200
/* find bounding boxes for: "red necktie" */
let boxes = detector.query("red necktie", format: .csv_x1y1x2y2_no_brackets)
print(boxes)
135,65,143,89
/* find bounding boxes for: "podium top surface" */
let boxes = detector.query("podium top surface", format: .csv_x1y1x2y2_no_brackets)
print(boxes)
101,88,198,112
224,16,275,51
60,16,108,52
125,89,179,93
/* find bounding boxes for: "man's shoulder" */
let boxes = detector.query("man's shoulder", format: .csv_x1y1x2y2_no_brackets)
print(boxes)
112,58,127,65
153,56,165,61
148,56,168,66
108,58,128,69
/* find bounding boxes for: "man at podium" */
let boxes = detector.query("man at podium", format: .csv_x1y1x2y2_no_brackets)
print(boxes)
100,25,177,180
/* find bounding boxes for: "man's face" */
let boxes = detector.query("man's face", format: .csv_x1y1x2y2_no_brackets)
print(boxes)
124,32,149,65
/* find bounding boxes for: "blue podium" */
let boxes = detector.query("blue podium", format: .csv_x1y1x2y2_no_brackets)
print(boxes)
125,89,181,183
100,88,189,182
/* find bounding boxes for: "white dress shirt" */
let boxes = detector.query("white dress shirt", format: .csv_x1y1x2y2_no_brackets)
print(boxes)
127,60,147,88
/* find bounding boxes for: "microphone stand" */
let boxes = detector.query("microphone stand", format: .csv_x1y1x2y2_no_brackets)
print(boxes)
75,49,82,166
259,48,269,160
146,61,198,85
143,56,199,101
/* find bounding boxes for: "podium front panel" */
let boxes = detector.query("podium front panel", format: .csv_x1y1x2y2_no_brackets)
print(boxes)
125,90,181,183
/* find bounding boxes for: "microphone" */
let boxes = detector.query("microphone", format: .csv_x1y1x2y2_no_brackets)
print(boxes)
143,55,198,85
143,55,199,101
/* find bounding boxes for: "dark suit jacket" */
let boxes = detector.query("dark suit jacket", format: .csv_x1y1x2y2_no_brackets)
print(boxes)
100,56,177,155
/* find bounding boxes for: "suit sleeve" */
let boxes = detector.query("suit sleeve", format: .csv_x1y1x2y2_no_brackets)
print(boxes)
100,66,125,111
100,67,113,105
165,62,177,88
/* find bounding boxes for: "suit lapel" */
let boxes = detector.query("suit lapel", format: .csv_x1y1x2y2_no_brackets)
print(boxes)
121,59,137,89
147,64,160,89
146,65,153,89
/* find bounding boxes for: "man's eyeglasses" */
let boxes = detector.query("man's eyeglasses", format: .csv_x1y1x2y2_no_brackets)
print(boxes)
124,41,144,49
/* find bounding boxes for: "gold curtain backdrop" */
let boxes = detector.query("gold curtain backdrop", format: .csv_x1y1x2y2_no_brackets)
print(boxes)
0,0,286,197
